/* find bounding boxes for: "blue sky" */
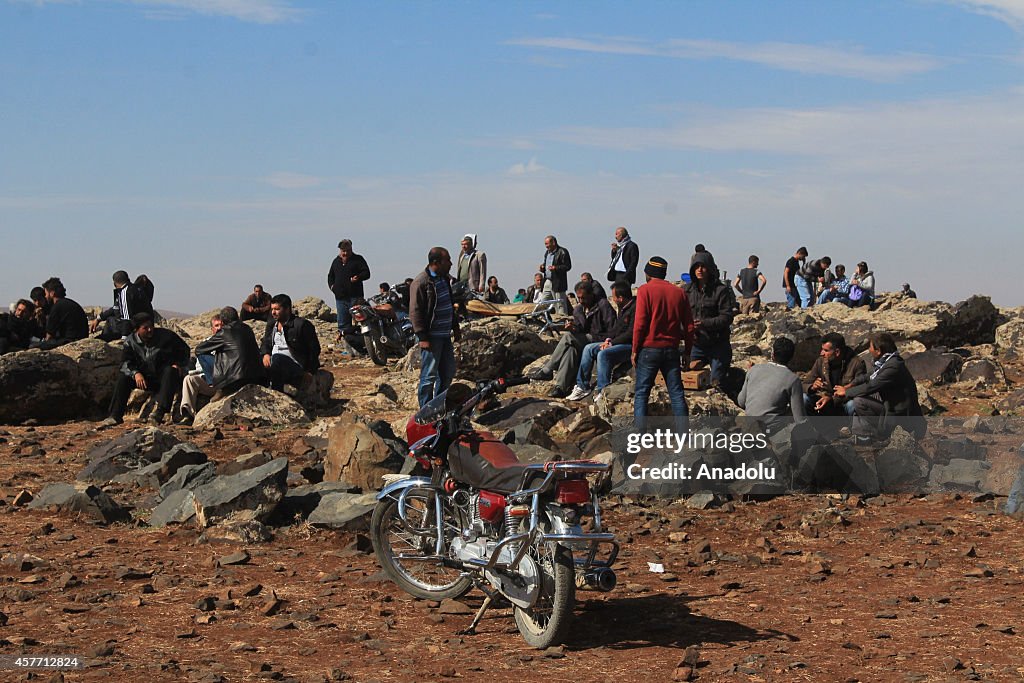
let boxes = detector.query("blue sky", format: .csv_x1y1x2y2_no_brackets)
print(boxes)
2,0,1023,312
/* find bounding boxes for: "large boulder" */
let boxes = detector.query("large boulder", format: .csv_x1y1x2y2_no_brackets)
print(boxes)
191,457,289,527
293,296,337,323
77,428,182,483
995,309,1024,351
904,350,963,385
874,426,931,491
193,384,310,429
455,318,557,380
325,414,409,491
792,444,879,494
114,443,208,489
28,482,129,524
929,458,991,492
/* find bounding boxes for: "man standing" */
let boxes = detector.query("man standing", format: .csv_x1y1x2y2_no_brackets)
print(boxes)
260,294,321,393
410,247,460,408
32,277,88,350
567,280,635,402
240,284,273,321
539,235,572,315
686,252,735,387
783,247,808,310
733,255,767,314
632,257,695,431
99,313,190,427
327,239,371,342
834,332,924,442
737,337,807,434
456,234,487,294
803,332,866,417
91,270,153,341
528,280,615,398
607,226,639,285
180,306,264,423
798,256,832,309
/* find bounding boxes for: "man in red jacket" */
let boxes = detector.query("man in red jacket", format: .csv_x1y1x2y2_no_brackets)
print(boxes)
632,256,695,431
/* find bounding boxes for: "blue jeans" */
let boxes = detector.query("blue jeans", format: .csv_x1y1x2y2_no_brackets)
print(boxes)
794,275,814,309
197,353,216,385
418,335,456,408
634,347,688,432
804,391,856,416
577,342,631,392
336,298,353,333
690,338,732,386
785,286,800,309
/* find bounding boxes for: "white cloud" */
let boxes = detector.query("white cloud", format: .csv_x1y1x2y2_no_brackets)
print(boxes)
8,0,302,23
507,36,945,81
262,171,324,189
506,157,547,175
951,0,1024,30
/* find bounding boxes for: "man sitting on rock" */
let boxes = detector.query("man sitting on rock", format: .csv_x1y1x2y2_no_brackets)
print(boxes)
525,272,549,304
179,313,223,422
737,336,806,435
528,280,614,398
31,277,89,350
91,270,154,341
803,332,866,417
260,293,321,394
817,264,851,305
834,332,924,442
567,280,635,402
579,271,607,302
483,276,510,304
0,299,41,355
100,312,190,428
180,306,264,424
240,284,273,321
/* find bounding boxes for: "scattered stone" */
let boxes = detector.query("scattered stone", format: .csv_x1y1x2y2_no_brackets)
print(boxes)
27,482,129,524
437,599,474,615
324,414,409,491
217,551,251,567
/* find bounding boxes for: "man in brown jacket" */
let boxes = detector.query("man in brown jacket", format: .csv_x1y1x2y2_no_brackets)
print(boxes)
803,332,866,416
240,284,272,321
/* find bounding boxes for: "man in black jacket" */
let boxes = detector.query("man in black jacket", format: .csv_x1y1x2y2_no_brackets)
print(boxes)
685,252,735,386
834,332,925,441
179,307,264,423
567,280,635,401
409,247,460,408
91,270,154,341
261,294,321,393
327,239,371,342
99,313,190,427
528,280,615,398
32,277,88,350
539,235,572,315
607,226,639,284
0,300,41,355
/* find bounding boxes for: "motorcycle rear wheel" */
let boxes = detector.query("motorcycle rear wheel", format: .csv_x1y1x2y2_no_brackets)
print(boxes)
364,333,388,366
371,492,472,601
513,537,574,648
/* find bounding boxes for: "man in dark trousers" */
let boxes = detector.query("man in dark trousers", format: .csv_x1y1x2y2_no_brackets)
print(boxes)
803,332,866,417
685,252,735,387
539,235,572,315
410,247,460,408
783,247,808,309
91,270,154,341
0,299,41,355
240,284,273,321
607,226,639,285
834,332,925,442
568,280,635,401
99,313,190,428
327,239,371,342
32,277,88,350
261,294,321,394
529,280,615,398
632,256,695,432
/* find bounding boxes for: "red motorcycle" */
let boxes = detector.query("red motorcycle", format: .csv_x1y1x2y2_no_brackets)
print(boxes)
370,377,619,648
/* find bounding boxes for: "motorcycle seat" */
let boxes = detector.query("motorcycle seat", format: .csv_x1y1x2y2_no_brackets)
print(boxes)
448,432,540,494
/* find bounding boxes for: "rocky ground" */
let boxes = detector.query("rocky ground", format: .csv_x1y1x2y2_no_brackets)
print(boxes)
3,293,1024,681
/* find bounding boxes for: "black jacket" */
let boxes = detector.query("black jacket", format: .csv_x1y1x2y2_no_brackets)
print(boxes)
100,283,154,334
607,297,636,346
846,353,923,418
542,246,572,293
608,239,640,284
684,252,735,348
45,297,89,343
327,254,371,300
409,268,460,339
120,328,190,379
261,315,321,373
483,287,510,305
195,320,264,390
589,280,607,302
0,314,41,350
572,297,615,342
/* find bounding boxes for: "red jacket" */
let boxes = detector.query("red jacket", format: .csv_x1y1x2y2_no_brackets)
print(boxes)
632,278,695,355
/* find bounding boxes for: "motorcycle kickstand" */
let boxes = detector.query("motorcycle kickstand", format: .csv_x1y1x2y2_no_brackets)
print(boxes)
456,581,501,636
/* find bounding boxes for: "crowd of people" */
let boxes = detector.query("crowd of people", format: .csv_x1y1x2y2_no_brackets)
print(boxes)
2,228,923,442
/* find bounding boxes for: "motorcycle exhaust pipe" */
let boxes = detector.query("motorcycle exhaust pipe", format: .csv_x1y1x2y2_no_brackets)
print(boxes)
576,567,617,592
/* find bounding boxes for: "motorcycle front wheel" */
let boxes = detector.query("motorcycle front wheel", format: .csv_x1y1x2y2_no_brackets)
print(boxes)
513,535,575,648
370,491,472,601
364,333,388,366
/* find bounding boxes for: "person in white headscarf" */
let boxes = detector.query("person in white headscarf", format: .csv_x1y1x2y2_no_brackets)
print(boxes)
456,233,487,293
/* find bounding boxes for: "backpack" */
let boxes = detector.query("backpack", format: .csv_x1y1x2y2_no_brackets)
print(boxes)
848,284,863,302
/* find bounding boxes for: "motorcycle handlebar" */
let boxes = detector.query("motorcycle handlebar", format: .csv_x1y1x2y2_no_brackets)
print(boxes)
499,376,531,389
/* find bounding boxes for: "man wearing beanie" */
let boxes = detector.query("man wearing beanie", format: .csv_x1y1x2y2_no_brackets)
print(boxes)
632,256,695,431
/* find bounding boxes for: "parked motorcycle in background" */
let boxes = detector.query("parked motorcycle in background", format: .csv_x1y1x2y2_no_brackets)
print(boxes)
369,377,618,648
350,285,415,366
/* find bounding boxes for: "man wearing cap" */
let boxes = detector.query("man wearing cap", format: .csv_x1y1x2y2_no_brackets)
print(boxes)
456,234,487,294
327,239,371,343
632,256,695,431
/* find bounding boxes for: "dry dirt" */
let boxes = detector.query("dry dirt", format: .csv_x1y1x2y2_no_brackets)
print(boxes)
2,353,1024,683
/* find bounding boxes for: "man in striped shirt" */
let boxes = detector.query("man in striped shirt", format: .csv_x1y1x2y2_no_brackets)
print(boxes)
410,247,461,408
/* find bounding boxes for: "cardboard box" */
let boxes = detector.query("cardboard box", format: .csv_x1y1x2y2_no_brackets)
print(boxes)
683,369,711,391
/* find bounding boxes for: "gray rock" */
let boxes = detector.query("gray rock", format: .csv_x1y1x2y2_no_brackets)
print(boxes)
933,436,986,464
77,428,182,483
930,458,991,492
793,444,879,494
1006,465,1024,519
549,409,612,445
904,351,962,385
273,481,361,523
875,427,931,491
149,490,198,527
962,416,993,434
191,457,289,527
509,444,563,464
307,492,378,529
27,482,128,524
474,398,573,435
769,421,821,465
219,451,273,476
293,296,337,323
454,318,557,380
159,461,217,500
958,358,1004,386
115,443,207,489
193,384,310,429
